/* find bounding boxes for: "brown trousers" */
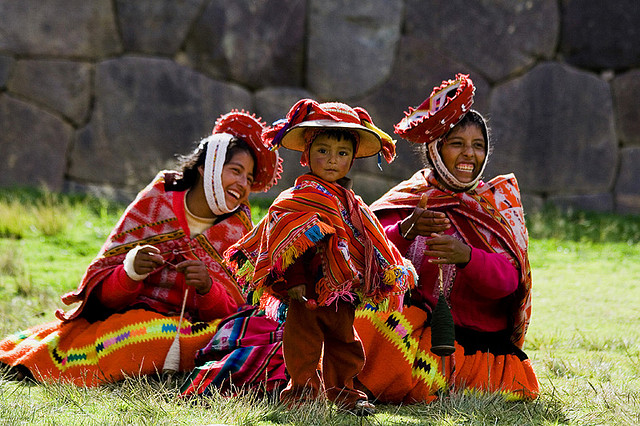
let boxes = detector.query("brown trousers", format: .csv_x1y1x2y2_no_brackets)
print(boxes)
280,299,368,408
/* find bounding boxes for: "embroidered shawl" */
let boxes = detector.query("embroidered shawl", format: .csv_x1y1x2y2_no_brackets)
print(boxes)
225,174,415,311
56,171,251,322
370,169,532,349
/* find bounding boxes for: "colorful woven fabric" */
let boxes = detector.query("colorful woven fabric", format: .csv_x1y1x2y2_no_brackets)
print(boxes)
57,171,250,323
354,305,539,403
0,171,253,385
352,167,538,403
181,306,287,396
225,173,415,312
370,169,532,348
0,309,219,386
395,73,475,145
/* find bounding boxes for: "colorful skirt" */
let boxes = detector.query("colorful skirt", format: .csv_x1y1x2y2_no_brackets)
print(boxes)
354,305,539,404
0,308,219,386
181,306,287,397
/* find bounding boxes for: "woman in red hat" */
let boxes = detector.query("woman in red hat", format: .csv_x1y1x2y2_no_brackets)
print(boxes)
0,110,281,386
223,99,415,416
354,74,539,403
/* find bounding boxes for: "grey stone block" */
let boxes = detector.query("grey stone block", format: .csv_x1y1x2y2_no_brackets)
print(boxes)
68,56,252,188
7,59,92,125
184,0,305,89
307,0,403,99
0,0,121,58
0,94,72,191
487,62,617,194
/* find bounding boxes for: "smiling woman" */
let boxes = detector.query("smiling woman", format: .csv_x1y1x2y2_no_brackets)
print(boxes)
0,110,282,386
354,74,539,404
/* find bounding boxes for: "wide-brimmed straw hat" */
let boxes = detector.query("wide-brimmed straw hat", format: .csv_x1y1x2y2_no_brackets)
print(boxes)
212,110,282,192
263,99,397,164
394,73,475,144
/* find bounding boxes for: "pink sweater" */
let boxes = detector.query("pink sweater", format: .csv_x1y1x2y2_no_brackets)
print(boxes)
378,209,518,333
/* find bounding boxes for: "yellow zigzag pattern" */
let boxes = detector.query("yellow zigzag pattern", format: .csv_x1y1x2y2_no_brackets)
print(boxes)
11,318,216,369
356,308,446,389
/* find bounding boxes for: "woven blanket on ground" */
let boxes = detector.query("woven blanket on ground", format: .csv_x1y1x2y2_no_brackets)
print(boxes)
354,305,539,404
56,171,250,323
181,306,287,396
0,308,219,386
370,169,532,348
226,174,415,311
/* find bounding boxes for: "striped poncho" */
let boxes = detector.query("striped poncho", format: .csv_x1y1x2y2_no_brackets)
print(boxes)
225,174,415,312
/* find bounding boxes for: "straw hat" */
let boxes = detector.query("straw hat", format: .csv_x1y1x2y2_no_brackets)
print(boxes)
263,99,397,163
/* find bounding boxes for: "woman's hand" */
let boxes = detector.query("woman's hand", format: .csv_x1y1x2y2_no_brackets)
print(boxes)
133,245,164,275
287,284,306,302
424,233,471,265
399,194,450,239
176,259,212,294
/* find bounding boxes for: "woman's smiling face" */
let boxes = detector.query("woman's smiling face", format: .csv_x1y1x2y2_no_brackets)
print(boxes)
220,150,255,209
440,124,486,183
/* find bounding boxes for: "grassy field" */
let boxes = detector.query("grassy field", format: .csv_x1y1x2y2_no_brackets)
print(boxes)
0,188,639,425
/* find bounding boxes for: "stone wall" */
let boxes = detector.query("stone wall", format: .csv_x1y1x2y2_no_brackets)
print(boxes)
1,0,639,214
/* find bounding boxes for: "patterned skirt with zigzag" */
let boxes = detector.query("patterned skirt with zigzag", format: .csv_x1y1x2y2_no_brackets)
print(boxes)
354,305,539,403
0,308,219,386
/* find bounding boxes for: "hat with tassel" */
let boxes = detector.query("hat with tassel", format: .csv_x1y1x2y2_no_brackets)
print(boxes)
263,99,397,166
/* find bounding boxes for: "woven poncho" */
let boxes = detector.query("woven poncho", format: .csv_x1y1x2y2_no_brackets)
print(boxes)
225,174,415,312
370,169,532,349
56,171,250,323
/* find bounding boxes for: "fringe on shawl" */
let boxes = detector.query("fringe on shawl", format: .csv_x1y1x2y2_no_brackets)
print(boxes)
315,259,416,314
365,260,416,313
227,222,335,322
276,222,331,274
232,221,333,287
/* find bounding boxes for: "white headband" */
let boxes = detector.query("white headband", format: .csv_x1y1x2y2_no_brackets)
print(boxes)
202,133,236,216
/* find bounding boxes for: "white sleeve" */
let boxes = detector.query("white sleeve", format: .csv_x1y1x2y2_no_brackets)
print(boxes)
123,245,151,281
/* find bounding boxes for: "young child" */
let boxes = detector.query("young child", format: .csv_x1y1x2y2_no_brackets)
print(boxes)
225,99,416,415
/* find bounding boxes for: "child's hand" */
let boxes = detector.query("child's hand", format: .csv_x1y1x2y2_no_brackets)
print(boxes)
302,297,318,310
287,284,306,302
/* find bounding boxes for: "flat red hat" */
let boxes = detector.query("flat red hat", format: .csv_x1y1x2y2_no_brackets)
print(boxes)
394,74,475,144
213,110,282,192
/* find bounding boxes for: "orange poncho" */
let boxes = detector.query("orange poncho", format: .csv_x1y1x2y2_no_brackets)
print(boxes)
226,174,416,312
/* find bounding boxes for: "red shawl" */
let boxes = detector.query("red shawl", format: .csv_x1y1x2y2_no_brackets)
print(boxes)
370,169,532,348
56,171,250,322
226,174,415,311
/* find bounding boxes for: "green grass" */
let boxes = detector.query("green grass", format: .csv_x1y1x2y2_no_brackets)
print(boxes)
1,189,639,425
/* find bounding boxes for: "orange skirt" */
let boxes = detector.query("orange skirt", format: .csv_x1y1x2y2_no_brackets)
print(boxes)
0,308,219,386
354,305,539,404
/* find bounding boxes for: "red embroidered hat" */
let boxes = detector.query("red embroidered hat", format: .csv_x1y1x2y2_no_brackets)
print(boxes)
263,99,396,163
213,110,282,192
394,74,475,144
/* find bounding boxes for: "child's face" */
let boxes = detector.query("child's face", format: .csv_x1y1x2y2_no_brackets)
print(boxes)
308,135,354,183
